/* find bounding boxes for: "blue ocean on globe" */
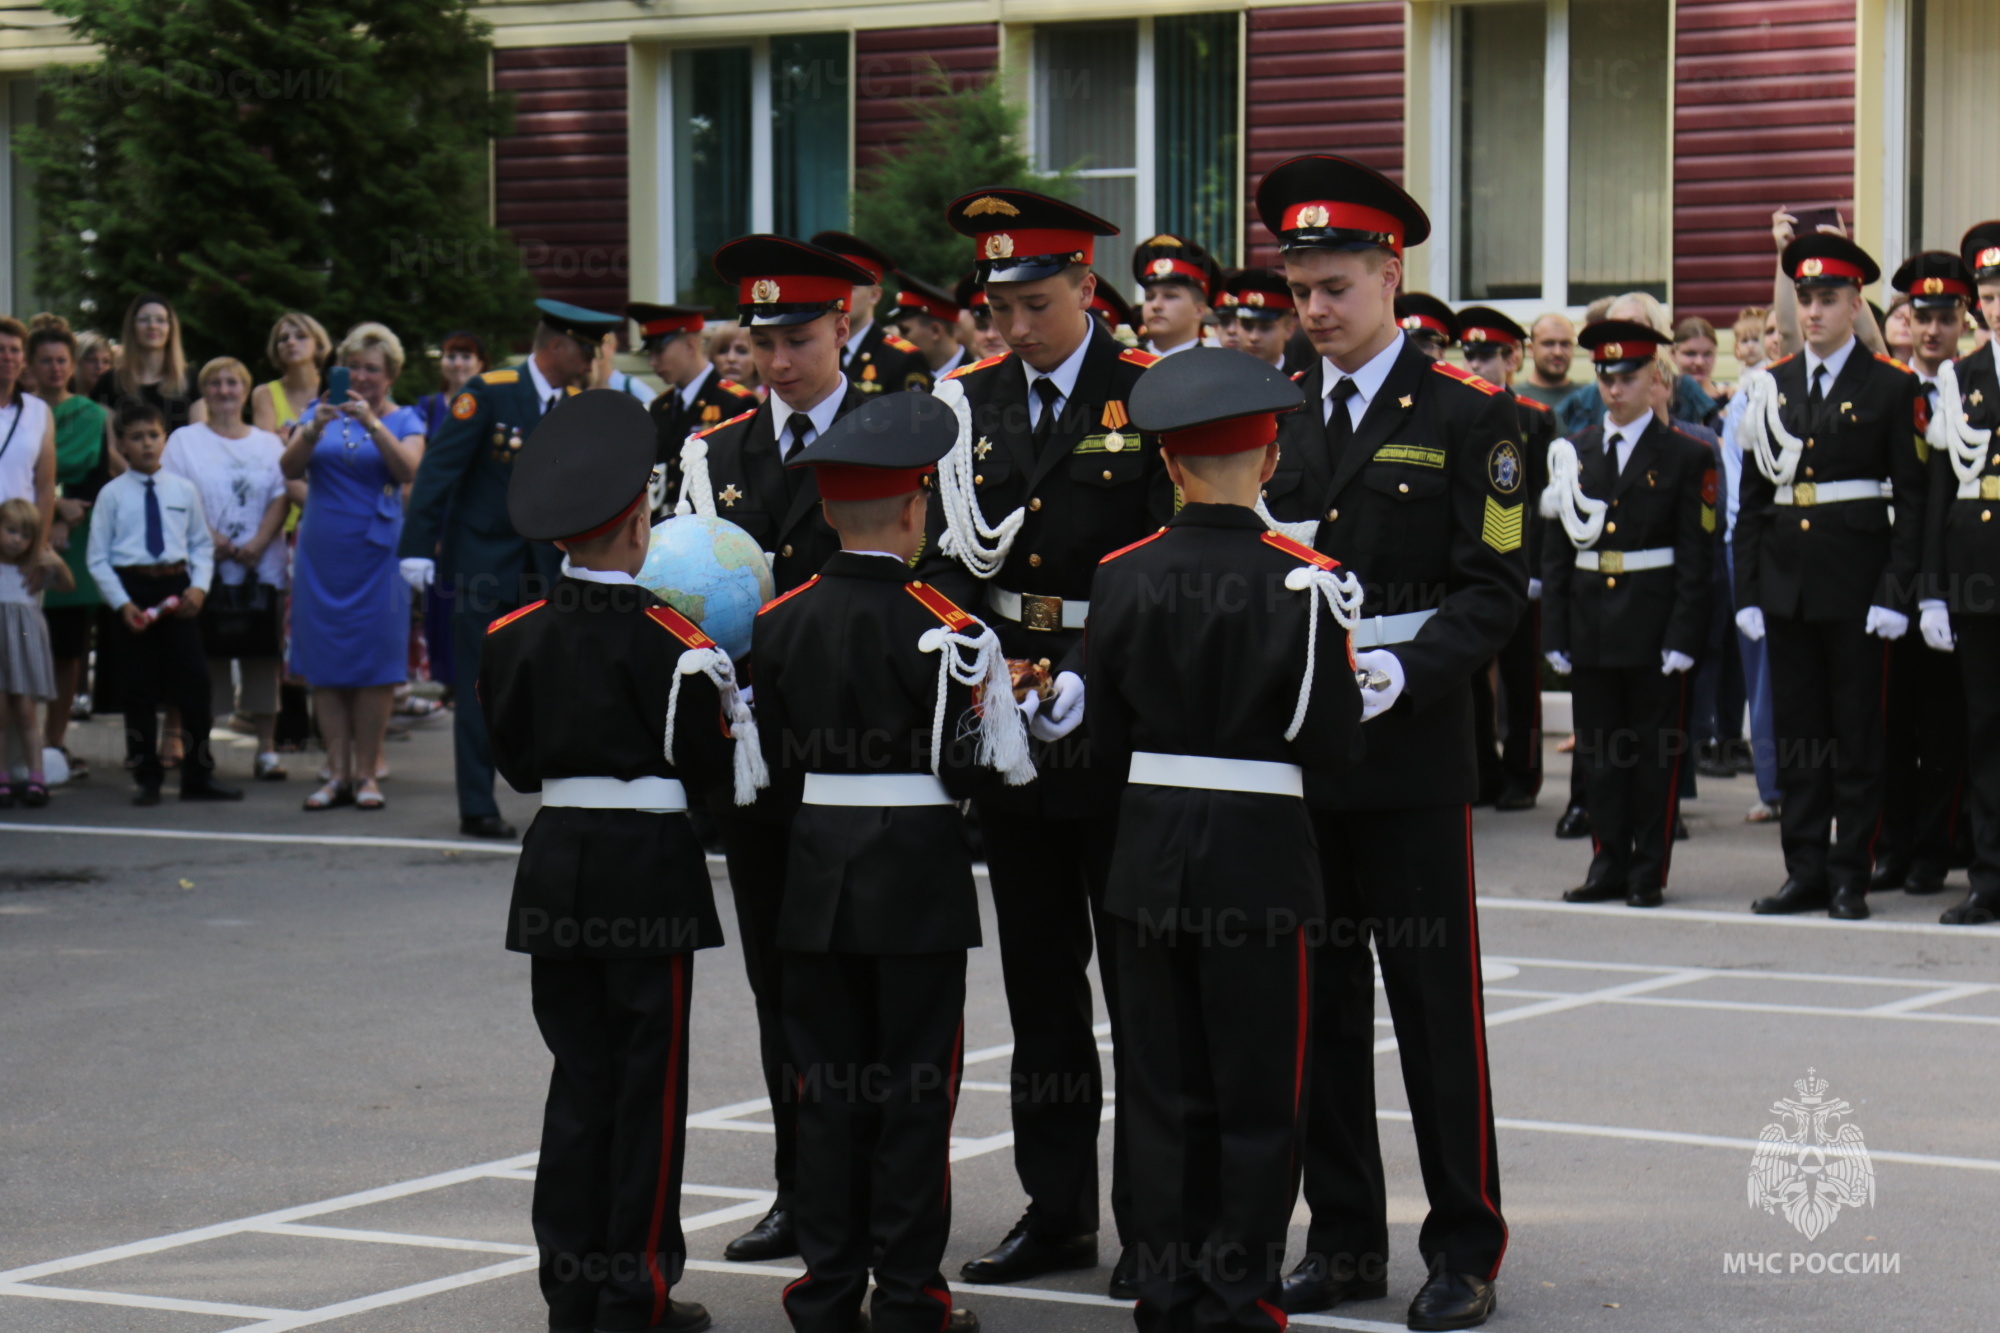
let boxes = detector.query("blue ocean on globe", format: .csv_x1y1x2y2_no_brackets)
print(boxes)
638,514,775,660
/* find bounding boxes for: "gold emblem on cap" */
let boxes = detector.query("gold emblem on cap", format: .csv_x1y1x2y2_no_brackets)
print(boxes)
1800,258,1825,277
1603,342,1623,359
966,195,1021,218
1400,316,1421,330
1150,258,1175,277
985,233,1016,260
751,279,781,304
1148,234,1182,246
1297,204,1330,228
1981,247,2000,268
1464,329,1488,342
1920,277,1945,295
1242,291,1266,308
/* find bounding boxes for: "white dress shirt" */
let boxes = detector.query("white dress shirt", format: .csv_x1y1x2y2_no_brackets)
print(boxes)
677,362,716,413
1602,409,1654,474
85,467,215,609
770,382,848,460
1803,336,1857,401
1147,337,1200,358
561,560,636,585
526,354,564,417
1025,333,1094,430
1320,332,1408,429
842,321,873,368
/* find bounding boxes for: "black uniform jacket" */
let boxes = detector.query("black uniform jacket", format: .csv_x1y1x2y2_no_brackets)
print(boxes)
1735,345,1926,621
1511,389,1557,578
1925,343,2000,614
1541,417,1715,668
914,326,1170,816
1088,506,1362,926
650,366,760,467
844,321,933,397
680,382,866,597
1263,341,1529,809
752,552,1004,954
480,576,734,958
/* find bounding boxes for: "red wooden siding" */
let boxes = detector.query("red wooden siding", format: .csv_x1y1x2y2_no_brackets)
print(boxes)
854,24,1001,173
494,45,630,317
1673,0,1856,322
1244,3,1407,266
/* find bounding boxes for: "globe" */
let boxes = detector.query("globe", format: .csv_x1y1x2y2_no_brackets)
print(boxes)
638,514,775,660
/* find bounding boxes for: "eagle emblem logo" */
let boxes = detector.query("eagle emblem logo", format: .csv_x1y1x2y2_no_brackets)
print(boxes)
985,233,1016,260
750,279,781,304
1747,1069,1875,1241
1487,441,1522,494
965,196,1021,218
1296,204,1330,228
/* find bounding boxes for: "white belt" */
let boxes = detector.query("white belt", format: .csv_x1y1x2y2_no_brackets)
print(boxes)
1957,475,2000,500
541,776,688,812
1348,608,1436,649
1128,751,1304,799
988,585,1089,631
1774,479,1889,506
802,772,954,806
1575,547,1674,574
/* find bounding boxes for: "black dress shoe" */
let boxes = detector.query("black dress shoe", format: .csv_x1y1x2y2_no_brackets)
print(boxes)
1278,1253,1388,1314
1941,890,1999,926
1696,750,1736,779
724,1206,795,1261
1562,879,1625,904
597,1300,711,1331
459,814,518,839
1627,885,1663,908
1493,786,1538,812
959,1215,1095,1284
1554,804,1591,839
1868,860,1910,893
1108,1245,1139,1300
181,781,243,801
1406,1266,1496,1330
1903,868,1947,896
133,786,162,807
1828,886,1870,920
943,1309,980,1331
1752,879,1830,915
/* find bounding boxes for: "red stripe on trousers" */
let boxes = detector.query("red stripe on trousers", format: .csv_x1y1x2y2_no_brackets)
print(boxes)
1256,1296,1290,1329
1462,805,1509,1277
925,1284,955,1330
643,954,687,1325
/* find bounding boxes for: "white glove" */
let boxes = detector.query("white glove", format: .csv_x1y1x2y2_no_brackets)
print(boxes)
1864,605,1909,640
1735,606,1766,642
1527,577,1542,600
1016,689,1041,727
1920,601,1955,652
1544,650,1572,675
1354,649,1405,722
1661,649,1695,675
1030,670,1085,742
399,557,435,593
736,684,754,708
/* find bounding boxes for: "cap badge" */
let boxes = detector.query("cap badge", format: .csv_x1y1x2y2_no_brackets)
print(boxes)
1603,342,1623,359
1148,234,1183,246
751,279,781,304
1800,258,1825,278
1242,291,1266,308
1981,247,2000,268
966,196,1021,218
1150,258,1175,277
985,233,1016,260
1400,316,1422,330
1297,204,1330,228
1920,277,1945,295
1464,329,1488,342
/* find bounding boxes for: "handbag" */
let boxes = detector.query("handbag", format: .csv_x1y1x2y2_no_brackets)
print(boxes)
200,579,282,658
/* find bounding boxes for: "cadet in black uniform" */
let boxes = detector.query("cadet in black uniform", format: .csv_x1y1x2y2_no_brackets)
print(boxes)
1920,221,2000,926
1091,348,1362,1333
1133,235,1219,357
675,235,872,1265
630,302,759,514
919,188,1169,1295
1089,277,1138,340
810,230,934,395
1252,155,1524,1331
1226,268,1306,374
890,271,970,379
1394,293,1459,360
1457,308,1556,810
1541,322,1714,907
482,390,763,1333
1735,234,1928,920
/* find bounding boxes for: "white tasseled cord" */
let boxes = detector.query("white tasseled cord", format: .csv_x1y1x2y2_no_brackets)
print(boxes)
664,645,769,806
1282,564,1365,741
931,377,1024,578
1544,436,1609,548
918,621,1036,786
1739,367,1805,487
1254,495,1321,545
673,433,717,518
1931,357,1992,489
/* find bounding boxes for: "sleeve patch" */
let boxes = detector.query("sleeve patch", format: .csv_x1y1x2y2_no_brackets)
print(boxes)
696,408,757,439
1119,347,1162,368
450,392,478,420
904,580,979,630
1099,528,1170,565
1260,530,1336,569
947,353,1009,380
1701,468,1718,505
645,603,715,649
1433,361,1499,395
1375,443,1447,469
1481,496,1524,553
756,574,821,616
486,599,547,635
481,369,520,386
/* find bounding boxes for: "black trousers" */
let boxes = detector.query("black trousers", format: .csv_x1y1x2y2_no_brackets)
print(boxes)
780,950,965,1333
1954,616,2000,896
1472,603,1543,800
972,804,1125,1241
1876,630,1967,881
113,569,214,790
715,806,798,1206
1765,615,1890,890
529,953,696,1333
452,601,504,820
1299,805,1506,1282
1571,664,1691,894
1117,917,1306,1333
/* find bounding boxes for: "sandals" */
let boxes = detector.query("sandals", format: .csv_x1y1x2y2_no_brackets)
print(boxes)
303,780,353,811
355,780,386,811
19,781,49,809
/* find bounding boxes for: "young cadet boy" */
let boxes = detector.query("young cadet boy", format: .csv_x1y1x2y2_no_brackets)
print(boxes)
753,392,1035,1333
481,390,763,1333
1088,347,1363,1332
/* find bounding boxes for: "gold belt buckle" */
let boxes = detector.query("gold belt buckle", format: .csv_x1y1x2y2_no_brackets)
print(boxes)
1792,481,1817,507
1019,593,1064,632
1598,550,1624,575
1982,476,2000,501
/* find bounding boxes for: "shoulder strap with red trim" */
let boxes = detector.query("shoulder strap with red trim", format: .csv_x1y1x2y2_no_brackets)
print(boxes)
1432,361,1499,395
1768,352,1799,369
695,408,757,439
1875,352,1916,375
1098,527,1169,565
719,378,757,399
645,603,715,649
904,580,979,631
1516,393,1551,413
1119,347,1162,368
946,353,1009,381
756,575,821,617
486,599,546,635
1260,530,1337,569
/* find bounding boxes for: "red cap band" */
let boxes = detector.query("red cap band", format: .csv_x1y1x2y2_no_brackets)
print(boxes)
896,290,957,322
1913,276,1971,299
827,252,885,283
967,288,990,309
738,274,854,308
1141,256,1209,289
1792,255,1865,285
562,491,646,544
1234,288,1295,313
976,228,1095,267
638,313,705,338
1591,337,1663,364
815,464,936,502
1399,312,1452,338
1279,200,1407,254
1459,324,1519,348
1160,412,1280,457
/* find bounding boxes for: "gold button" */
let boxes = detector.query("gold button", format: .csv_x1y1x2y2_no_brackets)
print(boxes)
1991,453,2000,466
1606,577,1617,589
1038,657,1052,671
1805,467,1815,477
1611,498,1619,507
1806,438,1815,449
781,544,794,557
1799,520,1810,531
1102,469,1114,481
1398,482,1410,493
1985,510,1994,522
1029,497,1042,511
1028,553,1042,567
1606,521,1617,534
1327,509,1339,521
974,474,984,485
1260,488,1268,498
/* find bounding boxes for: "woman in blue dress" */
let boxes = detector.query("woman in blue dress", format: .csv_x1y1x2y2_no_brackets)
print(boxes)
280,322,425,812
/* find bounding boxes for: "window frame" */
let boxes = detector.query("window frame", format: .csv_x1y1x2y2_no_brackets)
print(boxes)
1027,17,1157,253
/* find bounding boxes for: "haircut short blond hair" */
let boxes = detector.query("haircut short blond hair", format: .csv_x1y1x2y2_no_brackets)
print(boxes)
198,356,253,392
336,322,405,379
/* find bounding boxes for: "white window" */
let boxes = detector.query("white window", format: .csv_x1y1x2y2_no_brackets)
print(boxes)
1899,0,2000,255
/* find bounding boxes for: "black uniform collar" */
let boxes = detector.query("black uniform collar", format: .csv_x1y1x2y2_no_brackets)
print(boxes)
1166,502,1266,531
823,549,917,582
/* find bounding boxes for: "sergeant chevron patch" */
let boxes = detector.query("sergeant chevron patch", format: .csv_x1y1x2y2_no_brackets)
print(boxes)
1481,496,1523,553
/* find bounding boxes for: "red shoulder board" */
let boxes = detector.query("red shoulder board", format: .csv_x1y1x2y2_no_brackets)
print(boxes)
1768,352,1799,369
904,580,978,630
1119,348,1161,368
1099,527,1169,565
696,408,757,439
1260,530,1337,569
720,378,757,398
756,575,821,616
1517,394,1551,413
487,599,547,635
1875,353,1915,374
1432,361,1498,395
645,603,715,649
886,334,921,354
947,353,1008,381
1291,369,1307,382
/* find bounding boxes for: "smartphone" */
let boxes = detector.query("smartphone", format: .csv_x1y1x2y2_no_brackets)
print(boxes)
1795,206,1841,236
326,365,351,406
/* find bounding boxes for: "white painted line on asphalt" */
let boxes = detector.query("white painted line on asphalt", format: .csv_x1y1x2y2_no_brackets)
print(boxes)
1477,894,2000,939
0,1281,289,1319
257,1221,534,1255
1866,982,1995,1014
226,1256,539,1332
1609,993,2000,1027
682,1198,783,1233
1376,968,1713,1054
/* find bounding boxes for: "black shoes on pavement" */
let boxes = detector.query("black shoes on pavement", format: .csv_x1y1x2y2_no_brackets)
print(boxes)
723,1207,796,1262
958,1215,1096,1285
1278,1253,1388,1313
1406,1264,1497,1330
1752,879,1830,915
1554,804,1591,839
459,814,518,839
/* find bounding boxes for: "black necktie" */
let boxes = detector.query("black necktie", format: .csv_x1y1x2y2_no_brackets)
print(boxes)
1808,364,1826,411
1031,379,1063,457
785,414,812,461
143,477,165,559
1325,376,1359,460
1607,433,1625,476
